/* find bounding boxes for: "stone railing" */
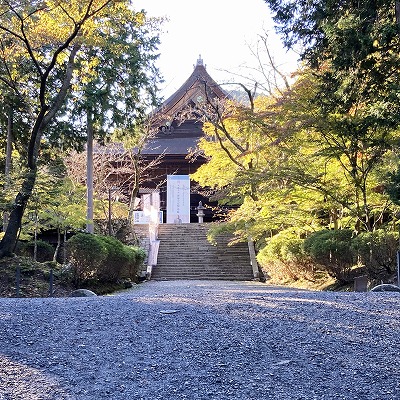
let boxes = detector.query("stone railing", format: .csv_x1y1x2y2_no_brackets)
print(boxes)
144,193,161,280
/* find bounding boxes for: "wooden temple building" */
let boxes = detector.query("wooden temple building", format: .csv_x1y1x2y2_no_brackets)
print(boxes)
138,56,228,222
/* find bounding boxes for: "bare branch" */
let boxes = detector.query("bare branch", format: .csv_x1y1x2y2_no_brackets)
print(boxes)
213,126,245,170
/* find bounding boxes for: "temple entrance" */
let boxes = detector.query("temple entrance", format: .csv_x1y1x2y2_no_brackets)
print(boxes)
137,57,228,223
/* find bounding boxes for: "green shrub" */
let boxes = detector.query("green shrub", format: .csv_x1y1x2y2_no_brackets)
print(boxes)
353,230,398,281
96,235,127,282
303,229,356,282
257,230,314,282
66,233,107,285
66,233,146,285
124,246,146,280
16,239,54,262
96,236,146,282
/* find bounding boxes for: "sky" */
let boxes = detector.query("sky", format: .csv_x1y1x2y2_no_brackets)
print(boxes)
133,0,299,100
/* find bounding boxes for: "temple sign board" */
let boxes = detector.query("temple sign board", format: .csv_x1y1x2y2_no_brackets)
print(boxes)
132,211,163,224
167,175,190,223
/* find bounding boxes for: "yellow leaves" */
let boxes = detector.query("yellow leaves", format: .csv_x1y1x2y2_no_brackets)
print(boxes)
134,11,146,27
74,57,101,85
2,1,129,57
29,6,72,46
253,94,275,111
191,137,238,189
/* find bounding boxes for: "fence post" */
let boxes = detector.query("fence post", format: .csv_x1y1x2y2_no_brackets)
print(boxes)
397,251,400,287
16,265,20,298
49,269,54,297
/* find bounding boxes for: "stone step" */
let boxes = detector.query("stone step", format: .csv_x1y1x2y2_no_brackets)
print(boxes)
151,276,254,281
153,268,251,273
152,223,254,281
152,265,251,270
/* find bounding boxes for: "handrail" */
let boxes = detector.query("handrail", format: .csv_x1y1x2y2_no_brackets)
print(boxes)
146,196,161,280
247,237,259,279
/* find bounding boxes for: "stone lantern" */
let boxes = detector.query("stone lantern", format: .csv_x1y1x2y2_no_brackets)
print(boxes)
196,201,205,223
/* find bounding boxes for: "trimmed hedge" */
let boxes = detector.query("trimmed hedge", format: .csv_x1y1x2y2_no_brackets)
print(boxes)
303,229,356,282
257,229,314,282
259,228,399,284
352,230,398,281
66,233,145,285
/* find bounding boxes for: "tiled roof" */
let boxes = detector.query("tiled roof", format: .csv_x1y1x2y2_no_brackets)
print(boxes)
142,136,200,156
151,56,228,126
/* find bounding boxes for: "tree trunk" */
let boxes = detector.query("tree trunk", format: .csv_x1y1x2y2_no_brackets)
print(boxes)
127,155,140,226
53,227,61,263
63,229,67,265
33,214,38,262
3,107,13,232
0,168,36,257
330,209,339,230
86,111,94,233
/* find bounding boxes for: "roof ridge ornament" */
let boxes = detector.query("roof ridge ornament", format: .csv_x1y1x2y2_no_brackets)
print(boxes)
196,54,204,67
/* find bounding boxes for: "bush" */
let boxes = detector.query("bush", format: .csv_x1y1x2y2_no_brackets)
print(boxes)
257,230,314,282
66,233,146,285
66,233,108,285
96,236,145,282
303,229,356,282
16,239,54,262
125,246,146,280
352,230,398,281
96,235,128,282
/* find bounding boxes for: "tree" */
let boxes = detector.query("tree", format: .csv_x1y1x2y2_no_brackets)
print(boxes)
278,70,400,231
20,150,86,262
65,126,165,232
0,1,160,257
39,179,87,263
263,0,400,231
263,1,400,145
193,66,400,246
64,9,161,232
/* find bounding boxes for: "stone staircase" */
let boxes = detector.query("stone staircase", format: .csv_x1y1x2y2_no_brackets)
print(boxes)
151,224,254,280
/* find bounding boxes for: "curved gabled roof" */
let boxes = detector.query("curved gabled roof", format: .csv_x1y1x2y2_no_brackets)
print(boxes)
151,56,228,125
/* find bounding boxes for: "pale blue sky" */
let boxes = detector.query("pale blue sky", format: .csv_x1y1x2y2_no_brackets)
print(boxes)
134,0,299,99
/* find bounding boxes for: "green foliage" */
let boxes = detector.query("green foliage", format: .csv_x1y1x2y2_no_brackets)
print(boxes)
96,235,143,282
266,1,400,81
262,2,400,231
131,245,146,265
0,1,162,258
68,7,162,139
66,233,145,285
386,167,400,206
126,246,146,280
19,161,87,263
16,240,54,263
95,235,127,281
303,229,356,282
187,1,400,286
257,229,314,282
301,228,399,283
67,233,108,285
352,230,398,281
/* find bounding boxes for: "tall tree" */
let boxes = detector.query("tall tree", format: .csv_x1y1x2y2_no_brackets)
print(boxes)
264,0,400,231
66,9,160,232
0,1,160,257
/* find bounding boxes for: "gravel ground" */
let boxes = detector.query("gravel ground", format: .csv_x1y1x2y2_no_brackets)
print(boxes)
1,280,400,400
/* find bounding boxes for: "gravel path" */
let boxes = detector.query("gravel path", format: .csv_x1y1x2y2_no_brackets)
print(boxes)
1,280,400,400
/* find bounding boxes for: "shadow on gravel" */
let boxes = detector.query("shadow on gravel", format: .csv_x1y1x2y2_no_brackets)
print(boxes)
1,281,400,399
0,355,74,399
